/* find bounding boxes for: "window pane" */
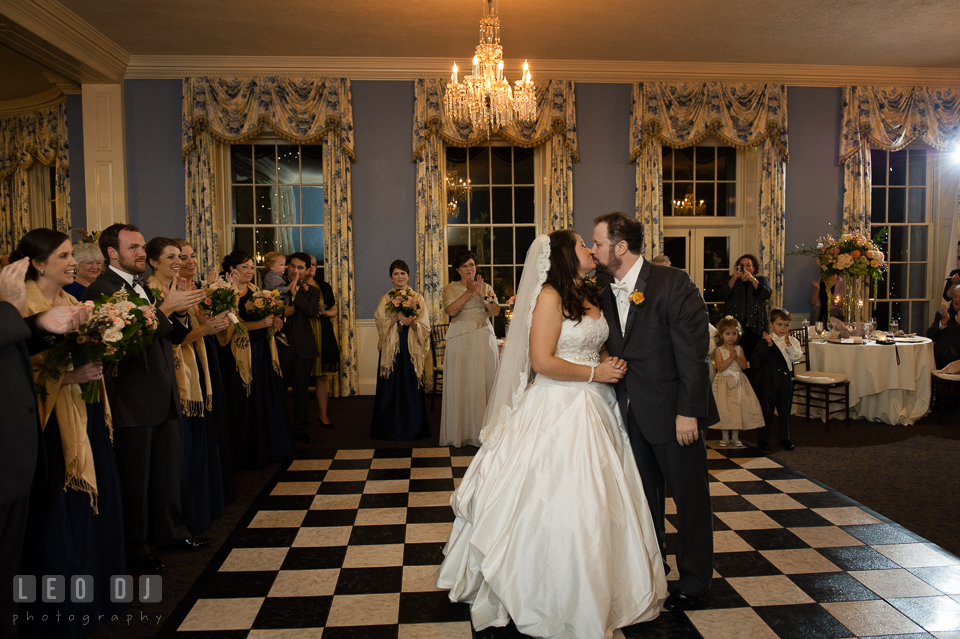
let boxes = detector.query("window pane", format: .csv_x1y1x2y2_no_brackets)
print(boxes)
887,188,906,223
447,227,468,257
889,226,907,261
470,227,490,264
870,189,886,224
697,184,715,217
909,263,926,299
661,147,673,180
302,186,324,225
664,236,687,271
446,146,467,174
468,147,489,185
889,263,907,298
490,147,512,184
493,226,512,264
876,276,888,298
255,186,275,224
255,227,276,263
873,301,889,330
253,145,275,184
695,147,715,181
908,187,926,223
301,146,323,185
302,226,324,266
673,183,694,215
662,184,673,216
702,236,730,270
717,182,735,217
514,147,534,184
908,149,926,186
233,227,253,256
277,145,300,185
888,150,907,186
891,300,904,324
448,197,468,224
492,187,512,224
674,147,693,181
910,226,928,262
514,187,534,224
874,225,890,255
274,186,299,224
277,227,298,255
717,147,736,181
231,145,253,184
703,271,729,305
515,226,535,264
492,266,513,301
870,149,887,186
233,185,253,224
470,188,490,224
911,301,927,334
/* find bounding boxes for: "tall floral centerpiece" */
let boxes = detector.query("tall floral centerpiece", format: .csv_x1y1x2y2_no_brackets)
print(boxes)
791,225,888,323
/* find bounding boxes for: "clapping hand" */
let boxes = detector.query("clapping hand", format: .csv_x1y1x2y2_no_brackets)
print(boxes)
0,257,29,313
37,305,92,334
762,331,773,345
159,278,206,315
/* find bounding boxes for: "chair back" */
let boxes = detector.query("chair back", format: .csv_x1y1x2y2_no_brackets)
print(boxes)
789,327,810,373
431,324,448,368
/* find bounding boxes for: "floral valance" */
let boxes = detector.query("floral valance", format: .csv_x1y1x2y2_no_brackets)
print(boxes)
412,79,578,162
0,101,69,179
629,82,788,163
182,77,355,162
839,86,960,165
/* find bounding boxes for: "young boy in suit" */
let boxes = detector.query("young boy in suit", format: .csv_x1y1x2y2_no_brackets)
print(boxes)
750,307,803,451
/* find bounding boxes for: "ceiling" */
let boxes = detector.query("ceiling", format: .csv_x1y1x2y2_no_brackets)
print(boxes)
2,0,959,105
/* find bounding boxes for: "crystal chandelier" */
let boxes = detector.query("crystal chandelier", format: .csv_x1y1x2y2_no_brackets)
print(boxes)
445,0,536,131
446,169,472,217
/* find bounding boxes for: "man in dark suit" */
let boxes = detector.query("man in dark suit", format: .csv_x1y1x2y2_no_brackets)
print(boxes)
592,212,717,611
276,252,321,444
1,257,90,635
83,224,208,573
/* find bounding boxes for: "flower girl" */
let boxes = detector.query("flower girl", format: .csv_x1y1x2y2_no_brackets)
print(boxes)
710,316,764,447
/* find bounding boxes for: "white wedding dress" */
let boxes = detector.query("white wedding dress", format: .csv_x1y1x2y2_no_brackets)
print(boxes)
436,314,667,639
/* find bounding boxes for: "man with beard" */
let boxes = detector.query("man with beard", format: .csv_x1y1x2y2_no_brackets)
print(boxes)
84,224,208,573
591,212,716,611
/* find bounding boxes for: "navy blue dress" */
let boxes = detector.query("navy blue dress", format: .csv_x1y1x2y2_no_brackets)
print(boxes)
19,404,127,638
203,332,235,506
370,331,430,441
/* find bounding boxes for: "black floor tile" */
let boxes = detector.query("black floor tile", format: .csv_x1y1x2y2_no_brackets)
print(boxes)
841,523,925,546
251,595,332,629
403,542,446,566
788,572,881,603
263,495,316,510
280,546,347,570
622,610,704,637
753,602,853,639
472,621,530,638
367,468,411,481
887,595,960,632
707,458,742,471
748,467,808,481
450,446,478,457
816,546,899,571
698,577,750,609
736,528,809,551
276,470,327,482
334,567,403,595
766,509,833,528
359,493,409,509
374,448,414,458
789,492,859,509
349,524,407,546
712,514,732,531
710,495,760,512
908,565,960,593
317,481,367,495
407,506,456,524
323,625,400,638
399,591,472,624
174,632,249,639
203,571,278,598
412,457,454,468
330,459,375,470
231,527,300,548
409,478,456,492
302,509,358,527
724,480,784,495
713,551,783,577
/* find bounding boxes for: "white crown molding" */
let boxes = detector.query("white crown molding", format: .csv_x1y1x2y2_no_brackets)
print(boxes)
125,55,960,87
0,0,129,83
0,85,64,118
42,71,80,94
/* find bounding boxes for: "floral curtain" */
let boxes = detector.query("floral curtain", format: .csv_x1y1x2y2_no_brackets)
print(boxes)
182,77,359,396
0,100,71,252
629,82,789,305
412,78,578,325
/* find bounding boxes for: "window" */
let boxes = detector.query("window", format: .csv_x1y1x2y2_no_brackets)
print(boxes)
870,147,931,333
444,145,536,302
662,146,737,217
229,142,324,280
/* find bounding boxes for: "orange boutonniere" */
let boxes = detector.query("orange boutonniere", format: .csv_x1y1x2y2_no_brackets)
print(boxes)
629,291,646,308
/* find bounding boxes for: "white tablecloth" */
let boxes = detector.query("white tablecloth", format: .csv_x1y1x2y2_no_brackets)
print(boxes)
807,339,935,425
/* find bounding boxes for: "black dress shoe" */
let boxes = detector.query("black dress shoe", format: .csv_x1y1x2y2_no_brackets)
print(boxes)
298,433,315,444
780,440,796,451
318,419,335,429
129,555,165,573
663,590,706,611
165,536,211,551
757,440,770,451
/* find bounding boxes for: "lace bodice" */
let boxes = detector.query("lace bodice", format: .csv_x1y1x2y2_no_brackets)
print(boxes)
554,314,608,363
716,345,745,376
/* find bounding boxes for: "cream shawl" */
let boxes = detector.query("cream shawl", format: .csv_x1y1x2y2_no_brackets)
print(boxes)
374,288,430,385
216,282,281,394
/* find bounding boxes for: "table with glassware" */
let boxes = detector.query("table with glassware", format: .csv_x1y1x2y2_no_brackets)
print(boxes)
807,335,936,425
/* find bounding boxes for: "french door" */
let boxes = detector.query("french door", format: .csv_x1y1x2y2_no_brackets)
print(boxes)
663,227,741,324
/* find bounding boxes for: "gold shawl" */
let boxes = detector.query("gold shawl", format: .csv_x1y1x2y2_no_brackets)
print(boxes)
374,288,430,386
24,280,105,513
216,283,281,394
147,276,212,415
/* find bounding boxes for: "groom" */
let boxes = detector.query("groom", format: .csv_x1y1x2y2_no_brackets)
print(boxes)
592,212,716,611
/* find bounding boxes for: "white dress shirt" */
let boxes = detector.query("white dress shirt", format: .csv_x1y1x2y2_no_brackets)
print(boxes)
611,255,644,333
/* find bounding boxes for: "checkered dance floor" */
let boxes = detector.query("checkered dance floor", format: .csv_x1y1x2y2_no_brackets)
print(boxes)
166,445,960,638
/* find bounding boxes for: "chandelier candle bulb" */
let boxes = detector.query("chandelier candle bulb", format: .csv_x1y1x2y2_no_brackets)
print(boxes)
452,63,458,84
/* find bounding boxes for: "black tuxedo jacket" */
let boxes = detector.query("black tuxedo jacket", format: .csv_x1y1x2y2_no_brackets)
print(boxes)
279,285,321,360
83,268,190,428
601,259,718,444
0,303,57,504
749,339,792,416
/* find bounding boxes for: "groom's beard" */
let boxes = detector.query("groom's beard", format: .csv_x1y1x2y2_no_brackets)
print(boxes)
593,250,621,278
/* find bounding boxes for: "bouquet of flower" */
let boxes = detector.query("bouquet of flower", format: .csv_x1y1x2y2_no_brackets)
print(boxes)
385,288,420,331
791,224,888,282
199,277,246,335
70,290,158,402
245,288,286,338
483,289,498,304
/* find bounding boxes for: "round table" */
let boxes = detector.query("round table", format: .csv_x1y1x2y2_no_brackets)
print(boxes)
808,338,935,425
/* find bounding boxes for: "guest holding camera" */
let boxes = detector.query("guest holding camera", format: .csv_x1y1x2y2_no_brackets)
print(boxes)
720,254,772,359
928,285,960,370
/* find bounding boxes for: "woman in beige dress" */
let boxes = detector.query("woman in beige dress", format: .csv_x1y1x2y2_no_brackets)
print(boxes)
439,250,500,447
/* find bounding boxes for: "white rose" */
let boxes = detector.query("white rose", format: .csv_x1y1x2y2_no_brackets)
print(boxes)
103,328,123,343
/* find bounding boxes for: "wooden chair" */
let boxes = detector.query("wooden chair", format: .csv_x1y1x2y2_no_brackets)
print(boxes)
430,323,448,410
931,370,960,423
790,327,850,432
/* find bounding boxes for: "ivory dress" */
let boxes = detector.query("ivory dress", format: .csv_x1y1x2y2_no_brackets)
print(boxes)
437,314,666,639
439,281,500,447
709,345,765,432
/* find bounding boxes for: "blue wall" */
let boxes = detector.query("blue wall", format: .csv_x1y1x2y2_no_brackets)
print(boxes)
124,79,186,240
571,83,636,241
66,94,86,231
783,86,845,314
351,81,418,318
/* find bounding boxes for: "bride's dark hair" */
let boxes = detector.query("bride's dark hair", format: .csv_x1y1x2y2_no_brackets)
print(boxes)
545,229,600,322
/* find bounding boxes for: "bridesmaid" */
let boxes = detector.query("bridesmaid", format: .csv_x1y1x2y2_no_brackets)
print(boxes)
12,228,127,638
439,250,500,447
304,255,340,428
370,260,431,440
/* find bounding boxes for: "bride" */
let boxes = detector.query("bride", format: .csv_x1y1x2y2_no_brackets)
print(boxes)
437,230,667,638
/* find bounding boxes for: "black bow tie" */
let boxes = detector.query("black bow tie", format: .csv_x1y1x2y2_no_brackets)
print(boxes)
132,275,147,289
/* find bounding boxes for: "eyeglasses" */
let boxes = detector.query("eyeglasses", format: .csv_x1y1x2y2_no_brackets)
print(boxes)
80,260,103,266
